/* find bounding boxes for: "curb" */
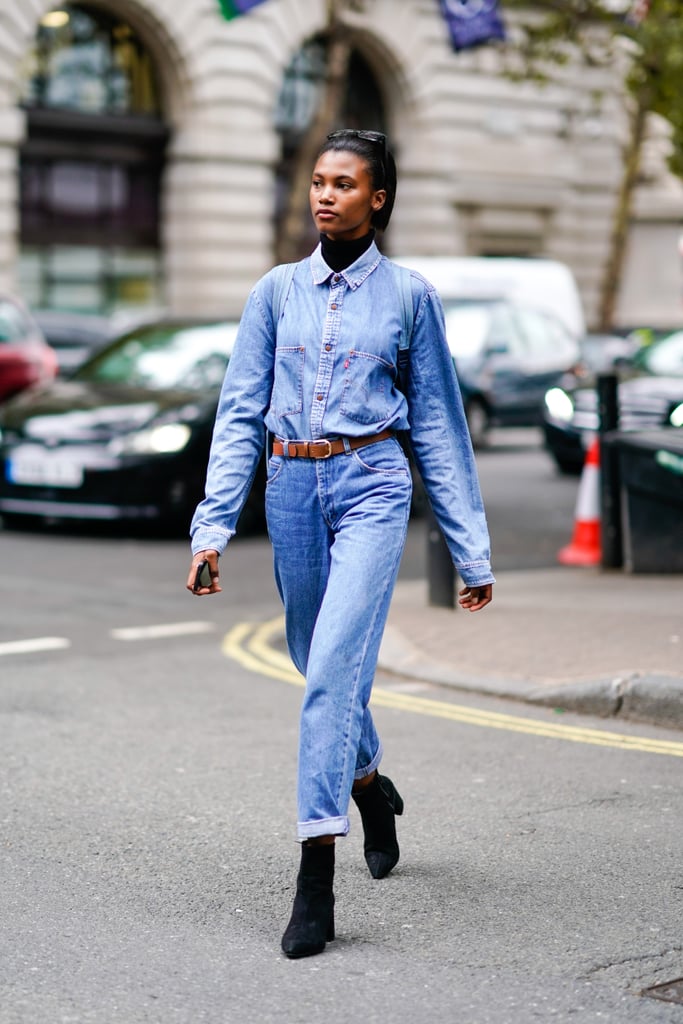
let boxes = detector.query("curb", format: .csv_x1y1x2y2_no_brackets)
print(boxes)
378,625,683,731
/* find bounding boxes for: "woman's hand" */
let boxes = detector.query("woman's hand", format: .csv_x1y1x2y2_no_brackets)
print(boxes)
186,550,222,595
458,584,493,612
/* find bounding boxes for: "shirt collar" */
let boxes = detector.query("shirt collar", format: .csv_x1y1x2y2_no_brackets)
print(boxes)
310,240,383,289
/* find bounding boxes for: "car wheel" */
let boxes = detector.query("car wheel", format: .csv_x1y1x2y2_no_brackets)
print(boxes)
1,513,36,531
465,398,490,449
553,455,583,476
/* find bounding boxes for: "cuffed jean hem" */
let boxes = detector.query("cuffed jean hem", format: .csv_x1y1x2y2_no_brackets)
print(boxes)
353,741,383,781
297,815,349,842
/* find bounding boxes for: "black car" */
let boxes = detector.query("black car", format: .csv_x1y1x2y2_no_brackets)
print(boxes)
543,330,683,473
0,318,268,531
32,310,115,376
578,332,641,373
442,298,582,447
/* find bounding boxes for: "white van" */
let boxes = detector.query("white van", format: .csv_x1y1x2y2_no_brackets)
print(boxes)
393,256,586,339
392,256,585,446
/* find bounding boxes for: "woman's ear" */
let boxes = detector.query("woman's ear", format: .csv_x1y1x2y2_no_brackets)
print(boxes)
372,189,387,212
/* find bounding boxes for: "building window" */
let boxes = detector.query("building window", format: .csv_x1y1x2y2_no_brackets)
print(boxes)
18,5,168,315
22,4,160,116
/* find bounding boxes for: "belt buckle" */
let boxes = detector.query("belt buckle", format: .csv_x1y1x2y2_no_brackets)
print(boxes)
313,439,333,459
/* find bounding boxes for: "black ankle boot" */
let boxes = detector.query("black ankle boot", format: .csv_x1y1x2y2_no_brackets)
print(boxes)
352,773,404,879
281,842,335,959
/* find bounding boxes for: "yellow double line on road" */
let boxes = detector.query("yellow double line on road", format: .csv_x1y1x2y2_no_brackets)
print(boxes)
223,616,683,759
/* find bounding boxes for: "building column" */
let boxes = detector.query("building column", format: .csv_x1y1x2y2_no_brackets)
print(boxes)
0,108,24,295
163,126,278,317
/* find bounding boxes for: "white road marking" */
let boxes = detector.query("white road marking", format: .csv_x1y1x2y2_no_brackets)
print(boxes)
0,637,71,656
110,621,216,642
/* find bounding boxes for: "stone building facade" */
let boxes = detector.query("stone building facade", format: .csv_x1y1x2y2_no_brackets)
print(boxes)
0,0,681,330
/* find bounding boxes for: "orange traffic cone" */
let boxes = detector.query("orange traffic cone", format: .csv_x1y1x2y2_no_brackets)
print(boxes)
558,437,602,566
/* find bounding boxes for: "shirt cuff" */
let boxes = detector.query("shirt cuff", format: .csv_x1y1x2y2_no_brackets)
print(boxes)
456,561,496,587
191,526,234,557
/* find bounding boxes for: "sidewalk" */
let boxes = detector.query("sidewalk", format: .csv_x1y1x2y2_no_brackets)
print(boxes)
380,567,683,730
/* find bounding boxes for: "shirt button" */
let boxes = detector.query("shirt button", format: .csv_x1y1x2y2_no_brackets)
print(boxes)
325,344,331,351
333,275,341,282
330,303,337,310
317,393,324,401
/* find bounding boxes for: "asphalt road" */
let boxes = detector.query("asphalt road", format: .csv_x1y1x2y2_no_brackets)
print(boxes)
2,432,682,1023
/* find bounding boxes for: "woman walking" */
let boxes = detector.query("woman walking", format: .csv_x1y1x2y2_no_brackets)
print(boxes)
186,129,494,958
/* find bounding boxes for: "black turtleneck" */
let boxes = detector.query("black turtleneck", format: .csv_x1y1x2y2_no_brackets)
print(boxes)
320,230,375,273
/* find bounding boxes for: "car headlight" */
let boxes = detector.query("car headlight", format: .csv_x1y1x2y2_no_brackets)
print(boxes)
670,403,683,428
109,423,192,456
544,387,574,423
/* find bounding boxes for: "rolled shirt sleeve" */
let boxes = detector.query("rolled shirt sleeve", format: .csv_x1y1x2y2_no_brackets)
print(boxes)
190,278,277,555
406,282,495,587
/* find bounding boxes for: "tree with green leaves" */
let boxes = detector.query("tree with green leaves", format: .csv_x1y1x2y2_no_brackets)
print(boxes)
502,0,683,329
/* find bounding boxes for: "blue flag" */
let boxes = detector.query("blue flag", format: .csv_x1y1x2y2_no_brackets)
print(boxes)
438,0,506,52
217,0,268,19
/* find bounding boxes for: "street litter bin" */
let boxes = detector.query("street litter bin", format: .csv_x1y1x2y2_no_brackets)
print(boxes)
606,429,683,573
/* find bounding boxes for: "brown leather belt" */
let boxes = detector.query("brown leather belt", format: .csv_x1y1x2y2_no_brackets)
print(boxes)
272,429,394,460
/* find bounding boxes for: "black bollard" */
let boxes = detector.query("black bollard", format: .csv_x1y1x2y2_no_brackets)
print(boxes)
426,506,455,608
597,373,623,569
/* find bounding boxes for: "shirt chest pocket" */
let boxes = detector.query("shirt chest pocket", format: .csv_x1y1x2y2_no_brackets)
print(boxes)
270,345,305,416
340,349,394,425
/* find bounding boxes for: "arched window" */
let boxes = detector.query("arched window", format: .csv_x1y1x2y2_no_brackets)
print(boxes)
275,36,387,259
18,5,168,315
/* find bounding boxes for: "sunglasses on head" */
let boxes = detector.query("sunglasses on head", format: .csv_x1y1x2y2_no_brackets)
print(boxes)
327,129,386,157
326,130,387,185
327,129,385,144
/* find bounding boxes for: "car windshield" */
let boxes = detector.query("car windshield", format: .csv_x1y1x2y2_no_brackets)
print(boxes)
443,303,490,357
74,322,239,391
442,300,511,358
0,299,33,343
636,331,683,378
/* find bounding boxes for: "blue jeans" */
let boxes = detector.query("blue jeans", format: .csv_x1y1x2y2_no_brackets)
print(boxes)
265,436,412,840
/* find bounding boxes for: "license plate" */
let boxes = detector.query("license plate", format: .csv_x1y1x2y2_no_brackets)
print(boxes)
7,446,84,488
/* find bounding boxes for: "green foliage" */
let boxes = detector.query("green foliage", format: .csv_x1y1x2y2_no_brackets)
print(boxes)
502,0,683,174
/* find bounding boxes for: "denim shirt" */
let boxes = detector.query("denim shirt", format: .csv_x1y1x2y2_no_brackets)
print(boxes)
191,241,494,586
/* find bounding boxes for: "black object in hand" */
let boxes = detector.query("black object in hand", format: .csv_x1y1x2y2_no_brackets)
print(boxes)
193,560,212,592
